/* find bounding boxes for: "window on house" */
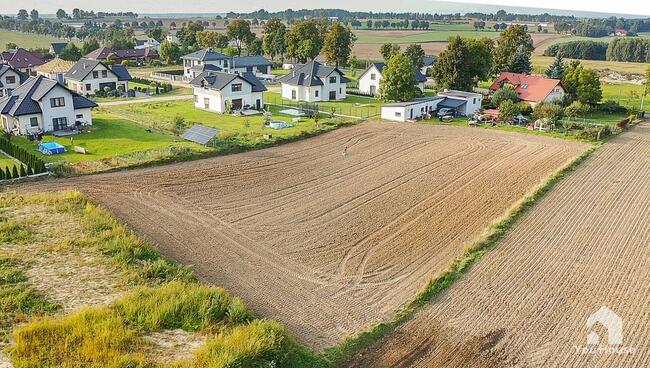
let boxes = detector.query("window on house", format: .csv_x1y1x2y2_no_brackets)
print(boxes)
291,90,296,100
395,112,402,117
85,84,91,91
101,70,108,78
231,83,242,92
30,117,38,127
6,76,15,84
204,98,210,109
473,98,476,104
50,97,65,107
315,90,319,97
194,95,198,103
370,73,376,80
93,71,99,78
329,76,336,83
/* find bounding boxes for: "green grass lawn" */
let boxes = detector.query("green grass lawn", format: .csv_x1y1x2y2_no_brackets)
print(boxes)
601,83,647,109
100,100,354,140
0,151,21,172
264,91,382,117
0,29,79,49
532,55,650,75
271,69,290,76
11,113,207,173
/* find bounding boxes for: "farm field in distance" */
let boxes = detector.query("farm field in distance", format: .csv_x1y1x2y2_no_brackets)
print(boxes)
24,121,589,349
532,55,650,75
346,123,650,368
0,29,78,49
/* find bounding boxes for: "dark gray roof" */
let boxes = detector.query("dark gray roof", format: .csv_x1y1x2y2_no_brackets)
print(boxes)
231,55,272,68
278,60,349,87
438,97,467,109
109,64,132,81
423,55,437,67
190,71,267,93
363,62,427,83
65,58,118,82
0,65,28,84
0,75,96,116
182,48,229,61
50,42,68,55
383,96,444,107
190,64,222,72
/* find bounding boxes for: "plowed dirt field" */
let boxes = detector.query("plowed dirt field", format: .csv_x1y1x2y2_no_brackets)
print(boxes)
345,124,650,366
13,122,588,349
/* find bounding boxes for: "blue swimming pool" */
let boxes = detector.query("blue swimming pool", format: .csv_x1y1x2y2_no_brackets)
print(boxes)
38,142,66,155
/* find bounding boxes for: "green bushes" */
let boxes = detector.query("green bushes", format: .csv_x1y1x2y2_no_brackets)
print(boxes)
607,38,650,62
0,136,47,180
543,41,608,61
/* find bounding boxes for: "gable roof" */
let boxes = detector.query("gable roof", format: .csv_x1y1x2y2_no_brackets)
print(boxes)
360,62,427,83
34,58,75,74
182,48,229,61
190,71,267,93
0,65,28,84
278,60,349,87
423,55,437,67
65,58,118,81
230,55,272,68
0,75,96,117
84,46,113,60
0,48,46,69
109,64,132,81
489,72,563,103
50,42,68,55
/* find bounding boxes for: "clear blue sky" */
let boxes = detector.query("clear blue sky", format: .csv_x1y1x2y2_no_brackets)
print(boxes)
3,0,648,17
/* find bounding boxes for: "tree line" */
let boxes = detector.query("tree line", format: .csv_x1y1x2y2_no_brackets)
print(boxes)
543,38,650,63
0,137,47,180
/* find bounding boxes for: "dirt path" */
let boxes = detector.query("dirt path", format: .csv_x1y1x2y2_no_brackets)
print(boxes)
9,122,588,350
345,124,650,367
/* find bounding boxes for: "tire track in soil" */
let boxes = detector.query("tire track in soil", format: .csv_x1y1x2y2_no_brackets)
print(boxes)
11,121,589,350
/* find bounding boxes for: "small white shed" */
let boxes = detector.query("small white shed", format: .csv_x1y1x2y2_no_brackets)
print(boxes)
381,97,443,122
436,90,483,116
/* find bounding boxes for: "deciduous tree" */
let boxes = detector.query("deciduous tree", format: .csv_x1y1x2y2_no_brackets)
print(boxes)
323,22,357,67
379,43,401,61
378,53,420,102
492,25,533,75
403,44,425,69
227,19,254,56
59,43,81,61
160,40,181,64
262,18,287,60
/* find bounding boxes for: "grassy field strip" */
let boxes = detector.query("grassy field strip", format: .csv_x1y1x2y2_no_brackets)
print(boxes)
0,30,79,49
324,146,597,366
532,55,650,75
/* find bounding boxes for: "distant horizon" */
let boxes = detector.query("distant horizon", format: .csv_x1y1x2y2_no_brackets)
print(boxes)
1,1,648,19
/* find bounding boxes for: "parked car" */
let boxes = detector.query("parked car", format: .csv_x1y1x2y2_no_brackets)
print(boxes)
508,115,529,126
436,108,456,118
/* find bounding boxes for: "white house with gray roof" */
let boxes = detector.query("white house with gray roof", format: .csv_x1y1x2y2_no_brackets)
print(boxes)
190,71,267,114
0,75,97,135
64,58,132,96
0,65,27,98
358,62,427,96
278,60,348,102
182,48,272,79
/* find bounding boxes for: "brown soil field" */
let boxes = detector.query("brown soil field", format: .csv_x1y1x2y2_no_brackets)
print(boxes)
345,123,650,367
15,122,588,350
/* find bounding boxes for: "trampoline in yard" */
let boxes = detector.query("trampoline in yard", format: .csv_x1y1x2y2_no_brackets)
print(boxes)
38,142,66,155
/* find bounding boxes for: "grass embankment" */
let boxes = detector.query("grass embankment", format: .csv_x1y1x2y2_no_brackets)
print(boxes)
325,147,596,365
0,191,325,367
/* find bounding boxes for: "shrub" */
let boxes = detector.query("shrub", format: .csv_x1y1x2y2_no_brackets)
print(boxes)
564,101,590,118
498,99,520,123
532,102,564,123
599,99,628,114
518,102,533,116
491,85,520,107
577,125,612,141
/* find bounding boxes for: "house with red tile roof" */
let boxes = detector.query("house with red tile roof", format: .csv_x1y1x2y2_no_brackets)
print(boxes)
489,72,565,106
0,48,46,75
614,29,629,37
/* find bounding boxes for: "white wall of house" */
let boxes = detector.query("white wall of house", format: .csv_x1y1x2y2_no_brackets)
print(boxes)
193,79,263,114
36,71,66,84
183,58,228,78
542,86,565,104
438,92,483,116
359,66,424,96
73,108,93,125
281,74,346,102
381,99,440,122
15,114,42,135
0,69,23,97
67,63,119,95
40,85,76,132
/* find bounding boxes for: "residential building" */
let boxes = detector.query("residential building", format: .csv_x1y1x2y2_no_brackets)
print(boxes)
0,75,97,135
167,31,180,44
421,55,437,75
614,29,629,36
65,58,132,95
181,49,271,79
85,46,160,64
34,58,75,84
0,65,27,98
278,60,349,102
358,62,427,96
49,42,68,57
135,38,161,50
380,90,483,122
489,72,565,106
190,71,267,113
0,48,46,75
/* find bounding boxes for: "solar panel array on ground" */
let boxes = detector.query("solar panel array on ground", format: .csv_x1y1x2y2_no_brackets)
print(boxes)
182,125,220,145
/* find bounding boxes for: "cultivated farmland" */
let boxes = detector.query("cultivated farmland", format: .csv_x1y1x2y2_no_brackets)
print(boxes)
20,122,588,349
345,123,650,367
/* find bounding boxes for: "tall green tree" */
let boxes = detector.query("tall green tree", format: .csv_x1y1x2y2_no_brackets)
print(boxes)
59,43,81,61
545,54,565,79
378,53,420,102
403,44,425,69
508,44,532,74
562,61,602,105
262,18,287,60
56,9,67,19
17,9,28,20
81,38,100,56
29,9,39,21
431,36,471,91
226,19,254,56
465,37,494,85
379,43,401,61
492,25,534,75
160,40,181,64
323,22,357,67
285,19,325,63
247,37,263,56
146,28,165,42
